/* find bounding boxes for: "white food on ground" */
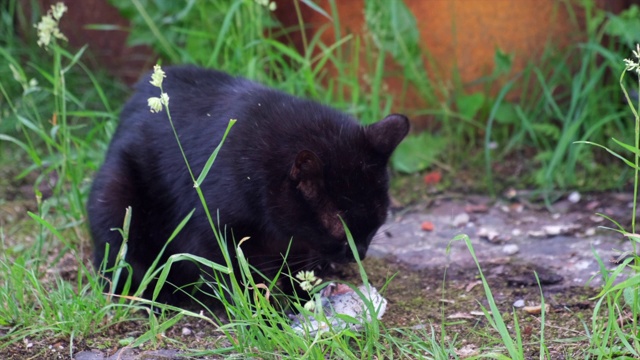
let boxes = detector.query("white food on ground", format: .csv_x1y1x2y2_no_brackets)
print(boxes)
290,283,387,336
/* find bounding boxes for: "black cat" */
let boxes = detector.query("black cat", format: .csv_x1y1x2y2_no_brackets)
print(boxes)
87,65,409,304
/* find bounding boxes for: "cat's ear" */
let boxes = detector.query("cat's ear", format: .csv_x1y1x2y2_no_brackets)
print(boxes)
364,114,410,155
290,150,324,200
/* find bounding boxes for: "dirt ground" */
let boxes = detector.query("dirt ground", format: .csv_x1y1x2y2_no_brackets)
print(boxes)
375,191,633,289
1,167,636,358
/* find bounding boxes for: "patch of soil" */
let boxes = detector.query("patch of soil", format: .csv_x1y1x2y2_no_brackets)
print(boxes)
0,162,634,358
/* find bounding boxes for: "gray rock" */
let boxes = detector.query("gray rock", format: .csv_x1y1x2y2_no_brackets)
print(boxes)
107,348,136,360
74,351,105,360
139,350,180,359
452,212,470,227
502,244,519,255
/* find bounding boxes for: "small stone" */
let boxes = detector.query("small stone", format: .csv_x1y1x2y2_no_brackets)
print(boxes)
528,230,546,237
73,351,105,360
552,213,561,220
568,191,581,203
584,227,596,236
543,225,563,236
140,350,180,360
502,244,519,255
504,188,517,199
586,200,600,210
542,224,578,236
574,260,591,270
511,228,522,237
523,305,544,315
478,227,500,242
513,299,525,308
452,213,470,227
181,327,192,336
589,215,604,223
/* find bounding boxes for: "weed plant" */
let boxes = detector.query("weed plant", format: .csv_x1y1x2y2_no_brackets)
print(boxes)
577,44,640,357
2,0,640,358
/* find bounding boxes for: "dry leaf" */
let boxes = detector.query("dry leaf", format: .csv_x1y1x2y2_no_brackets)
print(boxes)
465,280,482,292
448,312,474,319
464,204,489,213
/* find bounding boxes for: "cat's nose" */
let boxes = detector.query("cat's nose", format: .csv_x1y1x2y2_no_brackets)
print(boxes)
344,244,367,262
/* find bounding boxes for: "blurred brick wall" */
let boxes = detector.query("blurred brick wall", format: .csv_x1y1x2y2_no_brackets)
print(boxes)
24,0,153,85
20,0,639,94
272,0,638,129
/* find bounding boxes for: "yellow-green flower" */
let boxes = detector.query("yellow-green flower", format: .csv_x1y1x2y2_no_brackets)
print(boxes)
296,270,321,291
253,0,277,11
303,300,316,312
147,97,163,113
150,65,166,88
35,2,68,48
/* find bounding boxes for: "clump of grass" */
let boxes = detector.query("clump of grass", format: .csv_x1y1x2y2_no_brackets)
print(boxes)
576,43,640,357
6,0,640,358
0,1,132,354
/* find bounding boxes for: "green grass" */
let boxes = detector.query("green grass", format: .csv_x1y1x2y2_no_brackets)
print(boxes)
2,0,640,358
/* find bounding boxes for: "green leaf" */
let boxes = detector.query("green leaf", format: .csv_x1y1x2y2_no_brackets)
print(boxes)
493,48,513,75
364,0,420,58
391,132,445,173
300,0,331,20
604,5,640,47
196,119,236,187
493,101,517,124
612,137,640,157
623,286,640,312
456,93,485,120
575,141,640,170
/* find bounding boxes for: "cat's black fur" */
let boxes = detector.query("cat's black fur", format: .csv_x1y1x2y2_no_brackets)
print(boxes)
88,66,409,304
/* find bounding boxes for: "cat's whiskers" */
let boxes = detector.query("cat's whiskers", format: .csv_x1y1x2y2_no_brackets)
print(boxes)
369,222,399,247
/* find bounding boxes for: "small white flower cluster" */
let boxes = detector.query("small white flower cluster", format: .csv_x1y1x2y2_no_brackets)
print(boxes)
254,0,277,11
148,65,170,113
9,64,38,94
35,2,68,48
296,270,321,292
624,44,640,75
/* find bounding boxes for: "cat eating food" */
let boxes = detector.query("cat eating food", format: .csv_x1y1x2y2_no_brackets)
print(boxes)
87,65,409,304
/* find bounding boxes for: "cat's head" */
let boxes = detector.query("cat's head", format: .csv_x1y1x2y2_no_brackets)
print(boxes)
277,113,410,266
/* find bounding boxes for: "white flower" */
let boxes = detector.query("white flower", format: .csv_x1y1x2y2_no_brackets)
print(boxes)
624,44,640,74
253,0,277,11
150,64,166,88
296,270,321,292
303,300,316,312
9,64,39,93
51,2,68,20
35,2,68,48
625,58,640,74
147,97,163,113
147,64,169,113
9,64,25,85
